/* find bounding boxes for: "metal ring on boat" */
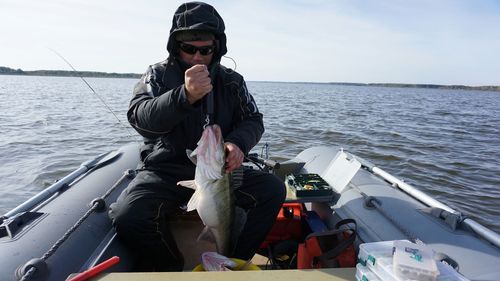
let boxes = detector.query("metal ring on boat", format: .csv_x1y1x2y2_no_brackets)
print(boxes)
90,198,107,212
16,258,48,280
363,196,381,209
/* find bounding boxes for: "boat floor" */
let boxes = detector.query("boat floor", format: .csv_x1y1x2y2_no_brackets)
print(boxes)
169,186,320,271
170,213,291,270
72,215,358,280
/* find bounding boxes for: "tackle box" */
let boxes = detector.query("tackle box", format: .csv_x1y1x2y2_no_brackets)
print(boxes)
356,263,381,281
285,173,334,198
357,240,469,281
393,240,438,281
358,240,397,268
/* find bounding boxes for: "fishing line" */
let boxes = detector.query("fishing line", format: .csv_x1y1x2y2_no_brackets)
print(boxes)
127,55,238,135
222,55,237,73
48,51,238,137
48,48,138,141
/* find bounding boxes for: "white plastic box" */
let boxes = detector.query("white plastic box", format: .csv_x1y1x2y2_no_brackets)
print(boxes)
357,240,469,281
322,150,361,193
356,263,381,281
393,240,438,281
358,240,400,268
358,240,402,281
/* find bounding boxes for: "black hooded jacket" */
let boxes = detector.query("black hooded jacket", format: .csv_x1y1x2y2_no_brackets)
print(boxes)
127,2,264,177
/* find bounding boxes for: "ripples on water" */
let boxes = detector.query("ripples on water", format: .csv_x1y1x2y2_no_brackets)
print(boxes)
0,76,499,233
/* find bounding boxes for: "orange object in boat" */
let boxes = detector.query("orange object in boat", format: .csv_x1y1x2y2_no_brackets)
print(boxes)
260,203,304,249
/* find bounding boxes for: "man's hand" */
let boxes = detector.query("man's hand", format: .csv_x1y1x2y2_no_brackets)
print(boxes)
184,64,212,104
224,142,244,173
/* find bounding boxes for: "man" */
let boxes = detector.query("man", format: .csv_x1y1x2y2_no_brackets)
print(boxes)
109,2,286,271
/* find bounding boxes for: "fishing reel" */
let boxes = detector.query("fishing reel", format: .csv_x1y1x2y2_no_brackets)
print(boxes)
245,144,280,173
245,153,280,173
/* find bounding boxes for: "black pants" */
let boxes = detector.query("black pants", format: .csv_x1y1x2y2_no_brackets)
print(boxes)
109,168,286,271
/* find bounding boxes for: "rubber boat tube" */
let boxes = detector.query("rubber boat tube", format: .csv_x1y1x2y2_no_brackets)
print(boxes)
1,151,112,220
353,153,500,249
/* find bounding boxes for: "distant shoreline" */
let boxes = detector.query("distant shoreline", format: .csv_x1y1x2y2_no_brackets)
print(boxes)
1,66,499,92
0,66,141,79
259,80,500,92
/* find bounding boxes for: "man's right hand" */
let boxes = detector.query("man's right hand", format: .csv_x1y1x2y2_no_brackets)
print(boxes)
184,64,213,104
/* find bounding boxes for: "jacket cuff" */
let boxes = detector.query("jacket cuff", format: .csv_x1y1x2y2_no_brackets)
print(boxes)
179,85,201,109
225,138,247,155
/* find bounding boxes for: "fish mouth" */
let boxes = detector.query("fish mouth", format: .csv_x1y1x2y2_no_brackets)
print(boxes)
206,124,222,144
193,124,225,179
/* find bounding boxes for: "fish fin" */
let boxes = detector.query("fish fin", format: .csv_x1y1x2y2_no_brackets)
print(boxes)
186,149,197,165
197,226,216,243
230,167,244,190
177,180,197,190
186,189,201,212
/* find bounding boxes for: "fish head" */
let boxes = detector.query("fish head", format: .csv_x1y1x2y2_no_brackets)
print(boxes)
201,252,237,271
192,124,225,180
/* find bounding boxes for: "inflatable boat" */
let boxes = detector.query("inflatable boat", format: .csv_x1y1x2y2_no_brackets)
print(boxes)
1,143,499,281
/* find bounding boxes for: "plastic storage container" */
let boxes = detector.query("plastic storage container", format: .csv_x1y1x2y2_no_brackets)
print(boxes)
356,263,381,281
357,240,469,281
358,240,401,281
358,240,401,267
393,240,438,281
285,173,334,197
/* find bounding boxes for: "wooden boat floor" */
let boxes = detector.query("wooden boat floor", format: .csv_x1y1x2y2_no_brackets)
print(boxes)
170,210,285,270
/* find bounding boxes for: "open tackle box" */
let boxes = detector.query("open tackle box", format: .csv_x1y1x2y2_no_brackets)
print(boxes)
285,149,361,203
285,173,334,198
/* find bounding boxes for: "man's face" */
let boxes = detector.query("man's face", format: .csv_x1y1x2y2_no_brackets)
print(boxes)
178,40,215,66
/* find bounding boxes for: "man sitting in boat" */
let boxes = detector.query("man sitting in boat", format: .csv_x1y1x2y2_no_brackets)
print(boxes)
108,1,286,271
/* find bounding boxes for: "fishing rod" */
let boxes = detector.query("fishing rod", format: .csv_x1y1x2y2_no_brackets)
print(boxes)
49,48,138,141
50,50,239,137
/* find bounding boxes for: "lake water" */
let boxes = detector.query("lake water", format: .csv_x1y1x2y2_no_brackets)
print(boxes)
0,75,499,233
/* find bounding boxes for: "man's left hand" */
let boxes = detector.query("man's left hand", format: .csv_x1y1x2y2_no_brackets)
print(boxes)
224,142,244,173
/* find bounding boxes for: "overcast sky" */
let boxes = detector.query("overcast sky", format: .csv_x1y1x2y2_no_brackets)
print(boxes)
1,0,499,85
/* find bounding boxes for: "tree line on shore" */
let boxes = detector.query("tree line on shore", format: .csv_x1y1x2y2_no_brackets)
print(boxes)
1,66,499,91
0,66,141,79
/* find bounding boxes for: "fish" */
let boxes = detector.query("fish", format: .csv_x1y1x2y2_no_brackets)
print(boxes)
201,252,237,271
178,124,246,257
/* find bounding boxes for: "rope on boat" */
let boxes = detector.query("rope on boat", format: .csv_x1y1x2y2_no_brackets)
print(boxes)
361,192,421,244
18,170,135,281
18,267,36,281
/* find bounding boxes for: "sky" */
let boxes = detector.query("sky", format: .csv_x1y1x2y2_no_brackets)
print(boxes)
1,0,499,86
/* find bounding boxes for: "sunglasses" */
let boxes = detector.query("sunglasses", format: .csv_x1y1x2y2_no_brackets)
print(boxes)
178,42,216,56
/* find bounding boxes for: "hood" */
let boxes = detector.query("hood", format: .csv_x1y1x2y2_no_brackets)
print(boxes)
167,2,227,62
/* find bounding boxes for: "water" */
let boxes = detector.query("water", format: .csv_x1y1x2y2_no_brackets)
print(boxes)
0,75,499,233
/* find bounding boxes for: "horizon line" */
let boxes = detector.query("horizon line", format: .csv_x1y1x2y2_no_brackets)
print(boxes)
1,66,499,89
